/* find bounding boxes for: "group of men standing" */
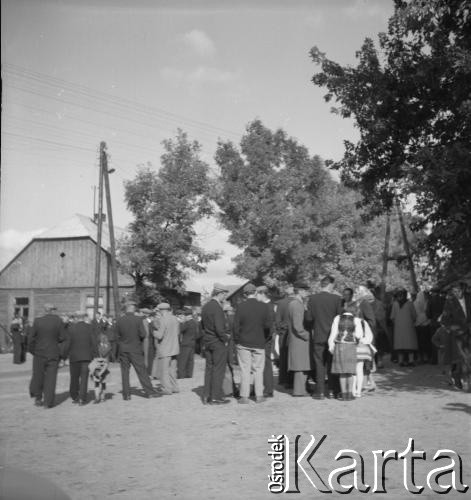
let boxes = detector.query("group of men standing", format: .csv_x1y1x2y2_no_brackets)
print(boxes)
199,276,344,405
26,300,200,408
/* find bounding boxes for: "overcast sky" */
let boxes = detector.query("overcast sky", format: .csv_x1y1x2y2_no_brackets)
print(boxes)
0,0,394,291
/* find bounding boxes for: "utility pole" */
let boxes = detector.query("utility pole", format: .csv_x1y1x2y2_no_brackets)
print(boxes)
380,212,391,302
93,144,105,320
102,142,121,318
395,197,419,294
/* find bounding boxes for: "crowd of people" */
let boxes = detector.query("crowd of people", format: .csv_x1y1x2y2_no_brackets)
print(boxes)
16,274,471,408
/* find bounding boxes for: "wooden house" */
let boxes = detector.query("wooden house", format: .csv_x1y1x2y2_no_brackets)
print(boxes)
0,214,135,341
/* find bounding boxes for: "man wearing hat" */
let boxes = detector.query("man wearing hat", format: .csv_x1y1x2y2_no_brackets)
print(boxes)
28,303,66,408
201,283,231,404
153,303,180,394
177,309,199,379
288,282,313,397
65,311,96,405
234,283,272,403
116,301,158,399
306,276,343,399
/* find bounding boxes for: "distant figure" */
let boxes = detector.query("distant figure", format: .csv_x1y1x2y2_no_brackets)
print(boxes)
28,304,66,408
116,301,158,400
390,288,418,367
11,312,26,364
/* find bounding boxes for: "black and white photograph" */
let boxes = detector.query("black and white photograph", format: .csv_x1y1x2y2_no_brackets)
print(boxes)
1,0,470,498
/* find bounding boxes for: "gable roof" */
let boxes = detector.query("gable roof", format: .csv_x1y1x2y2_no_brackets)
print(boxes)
35,213,124,252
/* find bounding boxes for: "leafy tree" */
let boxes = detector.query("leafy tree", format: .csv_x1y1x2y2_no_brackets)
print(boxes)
310,0,471,278
214,119,423,290
118,130,219,303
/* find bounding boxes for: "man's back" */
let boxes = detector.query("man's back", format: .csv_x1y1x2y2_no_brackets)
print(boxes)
68,321,96,362
29,314,64,359
276,296,293,330
307,292,342,343
116,313,145,353
181,319,199,346
155,314,180,357
201,299,227,343
233,298,270,349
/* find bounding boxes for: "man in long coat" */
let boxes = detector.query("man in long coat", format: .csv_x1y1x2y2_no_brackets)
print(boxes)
275,285,294,387
288,281,312,396
306,276,343,399
116,301,157,400
201,283,230,405
28,304,66,408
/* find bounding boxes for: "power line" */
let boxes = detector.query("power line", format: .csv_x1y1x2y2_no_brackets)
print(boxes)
4,64,243,141
2,131,98,153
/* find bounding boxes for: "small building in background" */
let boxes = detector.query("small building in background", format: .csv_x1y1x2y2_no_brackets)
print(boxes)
0,214,203,349
0,214,134,342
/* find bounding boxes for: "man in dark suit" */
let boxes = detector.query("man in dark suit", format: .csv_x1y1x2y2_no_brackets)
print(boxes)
234,283,272,403
201,283,230,405
66,311,96,405
28,303,66,408
177,309,199,379
116,301,158,400
306,276,343,400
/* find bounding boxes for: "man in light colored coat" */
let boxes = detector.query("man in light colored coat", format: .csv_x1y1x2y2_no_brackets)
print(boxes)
153,303,180,395
288,281,312,397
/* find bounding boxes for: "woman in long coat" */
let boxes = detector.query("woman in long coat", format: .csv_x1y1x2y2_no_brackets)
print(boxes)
287,283,311,396
390,289,417,366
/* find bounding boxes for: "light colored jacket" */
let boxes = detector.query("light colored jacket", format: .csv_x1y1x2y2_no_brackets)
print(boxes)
153,313,180,358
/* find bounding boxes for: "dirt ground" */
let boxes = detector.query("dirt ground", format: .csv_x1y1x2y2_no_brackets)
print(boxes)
0,353,469,500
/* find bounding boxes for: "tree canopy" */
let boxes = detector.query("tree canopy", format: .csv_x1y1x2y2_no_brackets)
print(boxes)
118,130,219,302
310,0,471,278
214,119,421,290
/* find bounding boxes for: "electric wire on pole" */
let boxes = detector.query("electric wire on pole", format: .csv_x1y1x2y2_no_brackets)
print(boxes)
102,142,121,317
93,144,104,320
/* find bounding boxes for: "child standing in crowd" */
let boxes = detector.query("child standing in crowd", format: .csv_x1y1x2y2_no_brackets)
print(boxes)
88,333,111,404
328,312,363,401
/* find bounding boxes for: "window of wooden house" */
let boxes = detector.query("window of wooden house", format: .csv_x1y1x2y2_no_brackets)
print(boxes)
14,297,30,320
